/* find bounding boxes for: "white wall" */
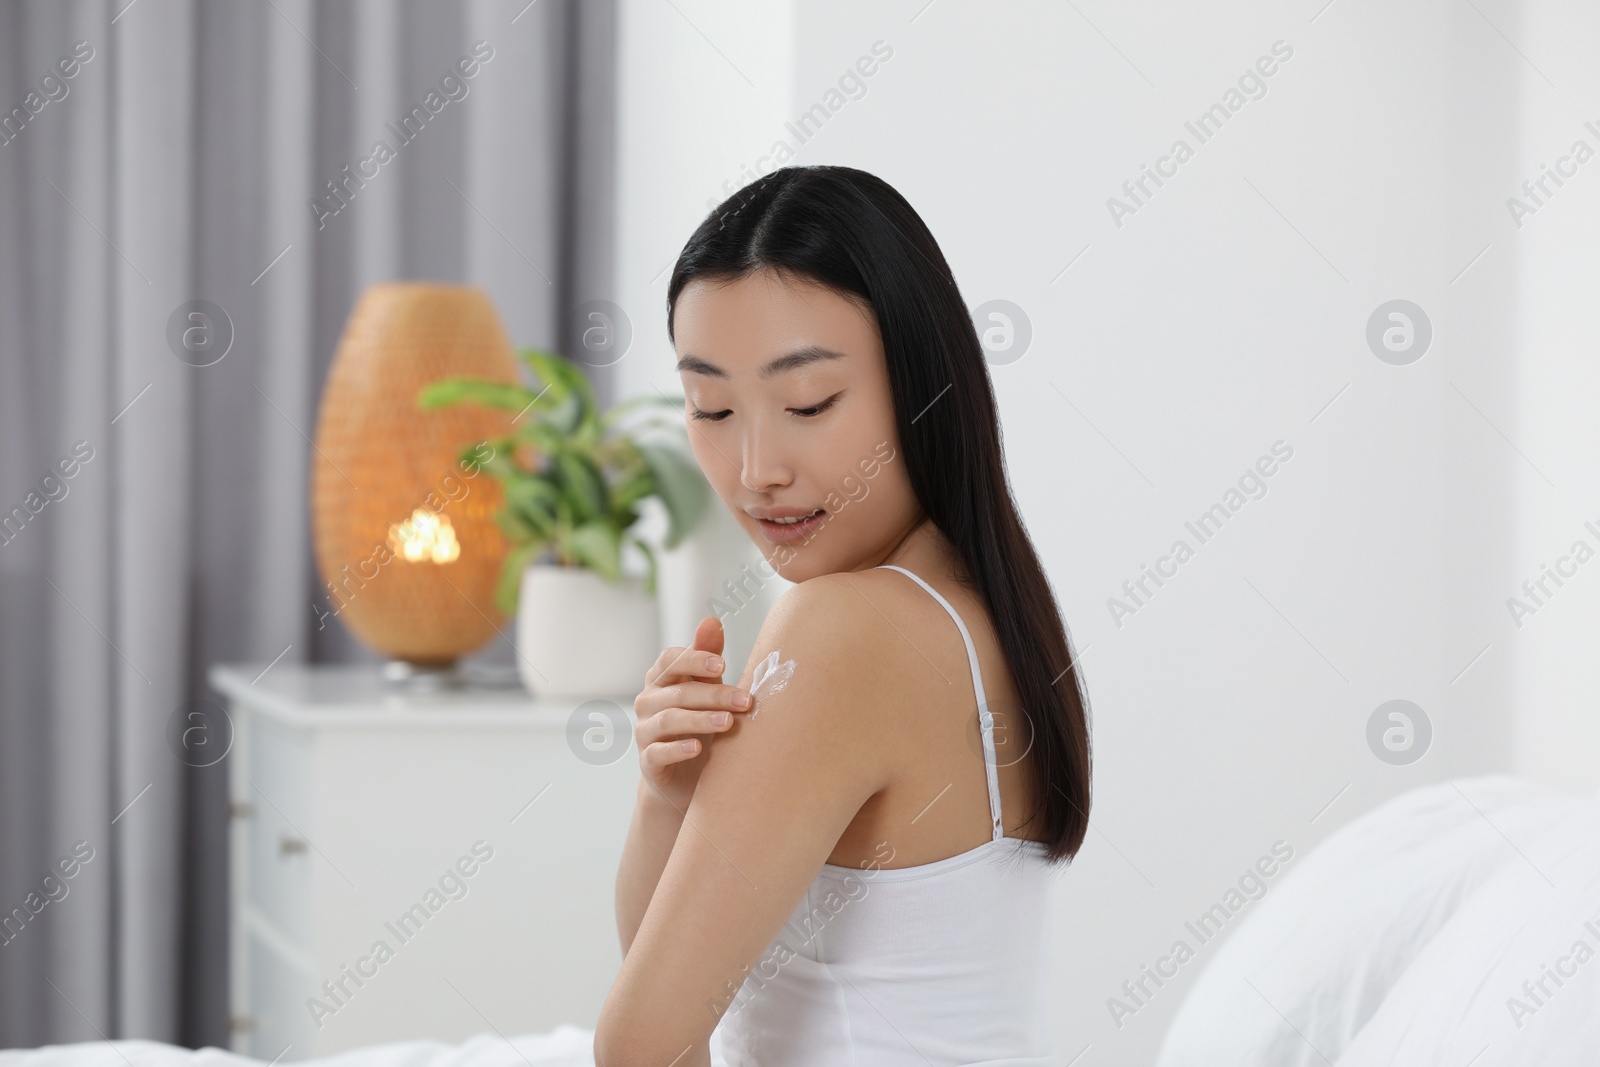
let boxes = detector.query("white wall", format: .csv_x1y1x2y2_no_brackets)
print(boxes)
614,0,1596,1059
1508,0,1600,796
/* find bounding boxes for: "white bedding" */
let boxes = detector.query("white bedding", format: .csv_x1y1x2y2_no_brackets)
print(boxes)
0,1028,603,1067
1158,774,1600,1067
0,1022,746,1067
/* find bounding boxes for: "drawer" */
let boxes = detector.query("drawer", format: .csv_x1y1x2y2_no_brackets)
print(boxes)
244,920,317,1061
246,718,315,945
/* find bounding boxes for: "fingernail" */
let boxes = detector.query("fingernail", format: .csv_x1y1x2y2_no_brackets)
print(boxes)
711,712,731,726
680,739,697,752
708,656,725,673
732,690,751,708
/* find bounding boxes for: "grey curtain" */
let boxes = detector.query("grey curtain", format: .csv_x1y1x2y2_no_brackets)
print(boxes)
0,0,615,1048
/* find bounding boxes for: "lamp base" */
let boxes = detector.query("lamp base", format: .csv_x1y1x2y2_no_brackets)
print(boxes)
381,659,464,691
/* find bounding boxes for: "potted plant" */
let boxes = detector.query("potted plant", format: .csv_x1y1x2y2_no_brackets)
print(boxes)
419,348,710,697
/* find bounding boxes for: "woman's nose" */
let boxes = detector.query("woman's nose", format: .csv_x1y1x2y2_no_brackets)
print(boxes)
739,426,793,494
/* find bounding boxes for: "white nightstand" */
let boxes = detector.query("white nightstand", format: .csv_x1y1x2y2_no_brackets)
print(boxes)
209,664,639,1061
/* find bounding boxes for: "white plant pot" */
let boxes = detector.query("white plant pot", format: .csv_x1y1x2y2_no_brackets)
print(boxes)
516,563,660,699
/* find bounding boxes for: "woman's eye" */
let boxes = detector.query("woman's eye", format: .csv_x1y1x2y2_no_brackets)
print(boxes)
791,396,839,418
689,395,838,421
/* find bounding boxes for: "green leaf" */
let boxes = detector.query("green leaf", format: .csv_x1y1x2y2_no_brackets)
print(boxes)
504,476,561,536
461,438,518,479
613,474,652,514
495,509,539,543
637,441,711,549
494,542,543,614
513,419,568,456
630,535,659,596
567,521,621,580
545,391,585,436
610,446,655,512
554,451,608,524
520,348,599,433
419,378,539,412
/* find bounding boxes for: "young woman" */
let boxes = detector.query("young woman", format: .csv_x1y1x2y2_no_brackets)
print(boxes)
595,165,1092,1067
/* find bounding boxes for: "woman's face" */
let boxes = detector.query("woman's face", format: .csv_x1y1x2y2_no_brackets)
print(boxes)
672,267,922,583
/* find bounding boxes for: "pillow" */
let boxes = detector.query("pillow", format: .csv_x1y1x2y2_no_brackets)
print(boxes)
1332,797,1600,1065
1156,775,1574,1067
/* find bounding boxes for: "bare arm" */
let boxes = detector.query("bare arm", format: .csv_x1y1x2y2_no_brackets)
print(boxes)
614,777,686,957
610,781,712,1067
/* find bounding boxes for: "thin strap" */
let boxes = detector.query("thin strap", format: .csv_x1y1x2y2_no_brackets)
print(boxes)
875,564,1005,841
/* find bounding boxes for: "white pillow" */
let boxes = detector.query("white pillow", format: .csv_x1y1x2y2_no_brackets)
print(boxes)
1332,797,1600,1065
1156,775,1573,1067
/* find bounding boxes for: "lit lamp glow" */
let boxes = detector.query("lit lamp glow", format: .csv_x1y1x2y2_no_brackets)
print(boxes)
388,509,462,564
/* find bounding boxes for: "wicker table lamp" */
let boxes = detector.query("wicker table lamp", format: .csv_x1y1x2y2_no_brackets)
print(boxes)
310,283,518,681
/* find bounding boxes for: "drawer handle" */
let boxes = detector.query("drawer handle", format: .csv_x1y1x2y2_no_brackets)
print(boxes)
278,835,309,856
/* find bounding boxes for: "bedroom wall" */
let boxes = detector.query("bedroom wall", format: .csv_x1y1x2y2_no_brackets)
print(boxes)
1506,0,1600,799
612,0,1534,1059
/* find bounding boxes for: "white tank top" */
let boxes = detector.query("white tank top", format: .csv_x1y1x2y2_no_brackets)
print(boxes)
710,564,1063,1067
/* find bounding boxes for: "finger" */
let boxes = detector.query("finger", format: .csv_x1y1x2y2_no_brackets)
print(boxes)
657,646,727,688
692,615,725,663
643,737,701,772
648,707,737,743
636,681,750,723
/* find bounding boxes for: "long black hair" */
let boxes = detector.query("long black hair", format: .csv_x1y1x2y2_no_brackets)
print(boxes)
666,165,1091,864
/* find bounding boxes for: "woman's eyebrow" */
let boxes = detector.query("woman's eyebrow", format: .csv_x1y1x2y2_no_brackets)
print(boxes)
676,344,848,381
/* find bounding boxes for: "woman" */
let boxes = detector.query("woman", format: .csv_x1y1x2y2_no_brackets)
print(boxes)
594,165,1092,1067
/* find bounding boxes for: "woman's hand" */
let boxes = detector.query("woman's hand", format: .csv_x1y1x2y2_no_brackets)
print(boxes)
633,616,754,813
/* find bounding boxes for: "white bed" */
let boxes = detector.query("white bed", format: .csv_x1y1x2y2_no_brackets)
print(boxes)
0,1027,604,1067
0,1020,742,1067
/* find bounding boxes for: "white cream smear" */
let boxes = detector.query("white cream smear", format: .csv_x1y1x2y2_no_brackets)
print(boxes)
748,649,797,718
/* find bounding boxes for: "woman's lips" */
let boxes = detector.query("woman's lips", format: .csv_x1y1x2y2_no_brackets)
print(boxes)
754,509,826,544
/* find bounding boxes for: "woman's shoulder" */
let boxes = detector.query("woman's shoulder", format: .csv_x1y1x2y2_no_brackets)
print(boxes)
754,569,933,664
738,568,952,713
746,570,900,677
761,567,907,625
